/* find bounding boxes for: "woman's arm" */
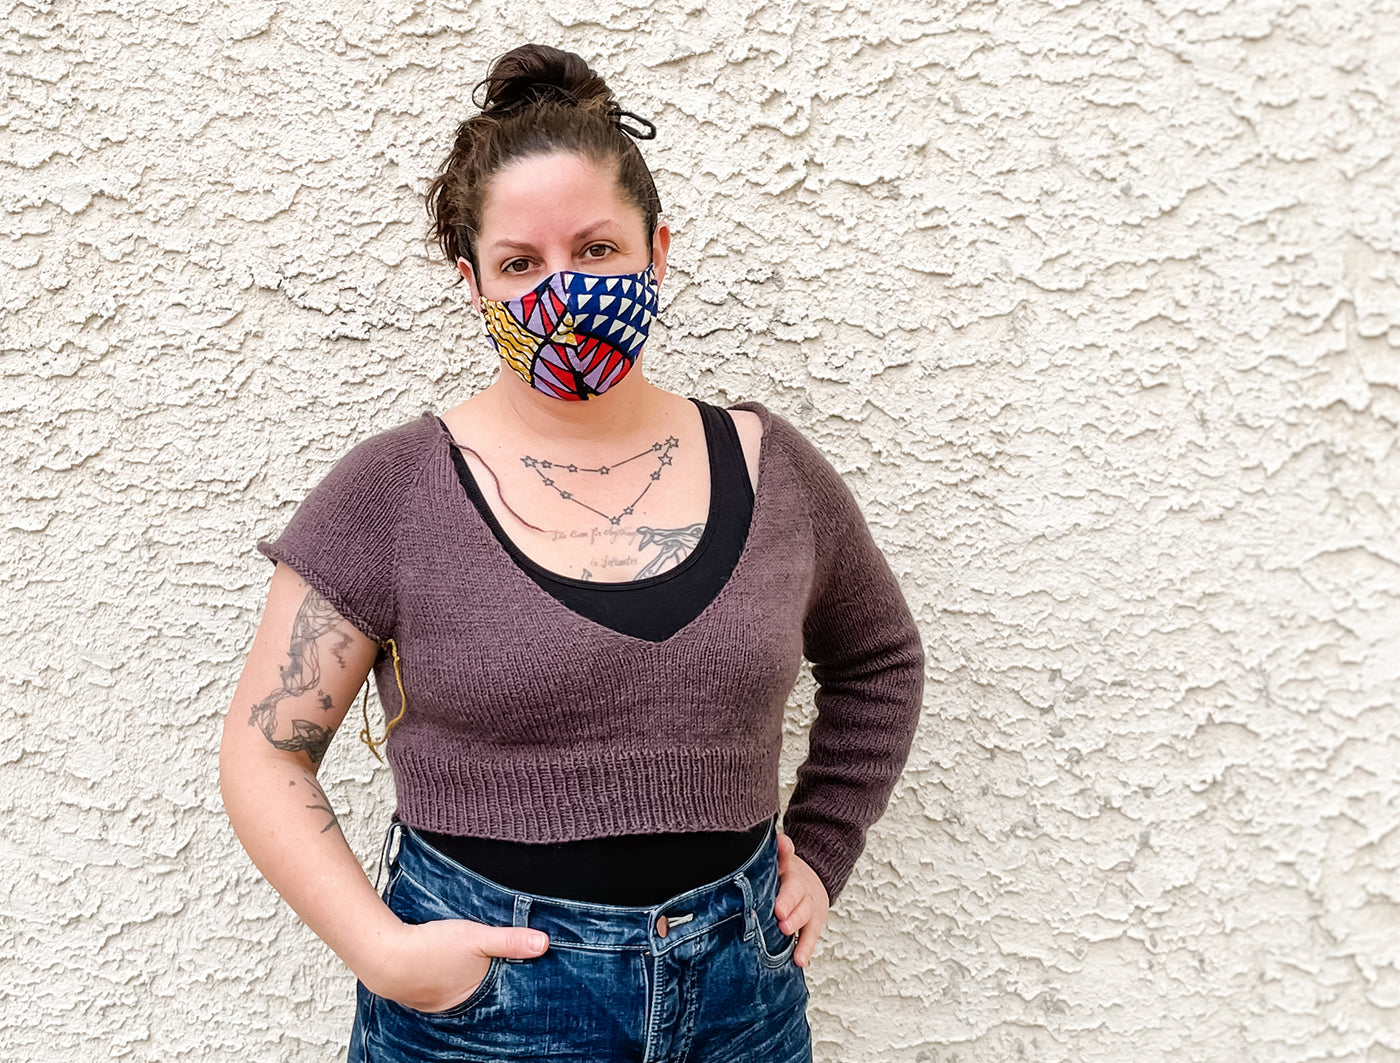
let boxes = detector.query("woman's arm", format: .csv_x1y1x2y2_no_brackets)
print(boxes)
218,562,548,1010
760,412,925,902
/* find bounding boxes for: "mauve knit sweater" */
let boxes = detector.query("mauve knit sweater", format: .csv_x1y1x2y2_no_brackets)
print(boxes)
258,401,924,902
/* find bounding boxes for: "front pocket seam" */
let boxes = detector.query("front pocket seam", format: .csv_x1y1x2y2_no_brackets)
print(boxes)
380,864,403,904
402,955,504,1019
755,918,797,967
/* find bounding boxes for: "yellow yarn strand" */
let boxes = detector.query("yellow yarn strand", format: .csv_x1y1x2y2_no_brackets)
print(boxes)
359,637,407,763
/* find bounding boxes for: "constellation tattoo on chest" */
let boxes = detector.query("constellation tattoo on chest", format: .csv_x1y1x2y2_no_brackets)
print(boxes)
521,436,679,526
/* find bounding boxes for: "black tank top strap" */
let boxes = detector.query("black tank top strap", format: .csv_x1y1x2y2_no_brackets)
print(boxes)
694,399,755,507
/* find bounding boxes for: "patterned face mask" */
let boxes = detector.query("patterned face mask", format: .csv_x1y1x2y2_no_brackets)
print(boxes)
480,265,659,401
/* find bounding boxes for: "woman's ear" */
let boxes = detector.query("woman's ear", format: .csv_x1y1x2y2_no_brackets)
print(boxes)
458,257,483,313
651,223,671,288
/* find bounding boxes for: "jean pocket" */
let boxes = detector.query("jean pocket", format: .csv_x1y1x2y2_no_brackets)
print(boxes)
382,867,507,1018
400,956,504,1020
754,901,798,968
387,866,450,918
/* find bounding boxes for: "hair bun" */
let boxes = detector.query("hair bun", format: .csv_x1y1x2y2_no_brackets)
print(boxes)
475,44,614,115
429,43,661,272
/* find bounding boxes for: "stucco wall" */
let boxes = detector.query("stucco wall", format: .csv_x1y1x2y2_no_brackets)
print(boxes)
3,0,1398,1059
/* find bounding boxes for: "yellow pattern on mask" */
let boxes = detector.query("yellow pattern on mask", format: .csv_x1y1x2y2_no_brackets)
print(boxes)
482,299,538,384
557,312,577,347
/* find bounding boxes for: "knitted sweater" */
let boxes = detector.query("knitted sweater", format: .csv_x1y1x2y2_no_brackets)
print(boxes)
257,401,924,902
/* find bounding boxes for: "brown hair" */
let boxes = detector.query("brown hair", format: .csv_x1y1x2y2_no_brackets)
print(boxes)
426,44,662,275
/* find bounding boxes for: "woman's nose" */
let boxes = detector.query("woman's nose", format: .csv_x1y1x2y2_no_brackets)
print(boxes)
543,253,581,276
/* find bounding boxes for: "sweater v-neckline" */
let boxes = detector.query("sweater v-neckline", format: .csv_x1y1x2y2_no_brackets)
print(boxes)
444,397,726,595
426,401,773,648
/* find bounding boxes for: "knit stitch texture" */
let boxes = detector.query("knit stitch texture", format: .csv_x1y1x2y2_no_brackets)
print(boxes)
258,401,924,902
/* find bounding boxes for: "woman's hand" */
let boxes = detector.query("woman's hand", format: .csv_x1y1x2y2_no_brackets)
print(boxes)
364,918,550,1013
774,832,830,969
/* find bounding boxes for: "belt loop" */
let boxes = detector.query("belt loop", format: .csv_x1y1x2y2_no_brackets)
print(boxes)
736,872,756,941
506,895,534,964
373,819,404,893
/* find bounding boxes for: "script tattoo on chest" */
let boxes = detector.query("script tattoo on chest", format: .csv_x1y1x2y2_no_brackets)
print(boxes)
549,522,706,581
246,587,342,765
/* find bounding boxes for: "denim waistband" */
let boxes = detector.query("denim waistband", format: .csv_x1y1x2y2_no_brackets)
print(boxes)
379,816,781,958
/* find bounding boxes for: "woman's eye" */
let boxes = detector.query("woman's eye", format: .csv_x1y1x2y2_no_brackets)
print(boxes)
502,258,531,274
583,244,612,259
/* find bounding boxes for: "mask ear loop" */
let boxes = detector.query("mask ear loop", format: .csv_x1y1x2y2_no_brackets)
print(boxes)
359,638,407,762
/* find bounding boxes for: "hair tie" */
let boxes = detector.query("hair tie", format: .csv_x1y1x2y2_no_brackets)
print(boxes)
610,106,656,140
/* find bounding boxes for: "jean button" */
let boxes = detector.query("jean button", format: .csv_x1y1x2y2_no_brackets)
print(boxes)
656,915,669,938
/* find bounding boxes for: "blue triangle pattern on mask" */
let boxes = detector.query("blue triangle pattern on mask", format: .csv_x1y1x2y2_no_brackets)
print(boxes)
539,266,657,354
482,264,658,399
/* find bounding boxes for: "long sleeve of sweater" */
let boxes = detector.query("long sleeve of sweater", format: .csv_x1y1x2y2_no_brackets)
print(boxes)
767,417,925,905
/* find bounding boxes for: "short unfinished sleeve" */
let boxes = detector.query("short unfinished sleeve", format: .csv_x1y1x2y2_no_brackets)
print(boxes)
257,427,421,644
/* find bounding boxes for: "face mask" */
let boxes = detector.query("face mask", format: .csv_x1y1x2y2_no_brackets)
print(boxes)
480,264,658,401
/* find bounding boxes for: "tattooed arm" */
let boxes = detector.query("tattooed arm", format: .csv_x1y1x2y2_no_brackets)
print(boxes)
219,563,391,966
219,562,548,1012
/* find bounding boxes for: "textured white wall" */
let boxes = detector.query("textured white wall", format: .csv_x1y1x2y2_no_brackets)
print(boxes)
3,0,1398,1060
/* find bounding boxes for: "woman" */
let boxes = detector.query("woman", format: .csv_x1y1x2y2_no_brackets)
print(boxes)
220,43,923,1062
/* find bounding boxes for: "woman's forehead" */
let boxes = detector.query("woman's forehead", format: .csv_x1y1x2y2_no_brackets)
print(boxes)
480,152,641,236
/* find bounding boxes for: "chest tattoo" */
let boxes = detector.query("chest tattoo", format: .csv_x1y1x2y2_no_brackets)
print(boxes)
635,524,705,578
521,436,679,526
549,522,708,581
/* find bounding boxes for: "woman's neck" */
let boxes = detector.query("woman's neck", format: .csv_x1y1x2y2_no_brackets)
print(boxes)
484,364,673,450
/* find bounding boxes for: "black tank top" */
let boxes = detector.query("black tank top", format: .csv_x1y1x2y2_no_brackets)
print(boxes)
445,398,754,641
424,399,765,904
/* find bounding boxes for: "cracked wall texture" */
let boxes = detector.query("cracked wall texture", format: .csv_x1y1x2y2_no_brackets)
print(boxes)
3,0,1399,1059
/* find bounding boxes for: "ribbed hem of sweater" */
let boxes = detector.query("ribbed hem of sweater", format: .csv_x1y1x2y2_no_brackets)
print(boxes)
391,743,781,842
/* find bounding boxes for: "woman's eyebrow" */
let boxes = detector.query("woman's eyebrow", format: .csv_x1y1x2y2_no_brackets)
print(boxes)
572,219,621,241
486,220,622,253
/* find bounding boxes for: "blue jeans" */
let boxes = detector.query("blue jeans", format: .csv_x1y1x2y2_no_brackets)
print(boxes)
348,817,812,1062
